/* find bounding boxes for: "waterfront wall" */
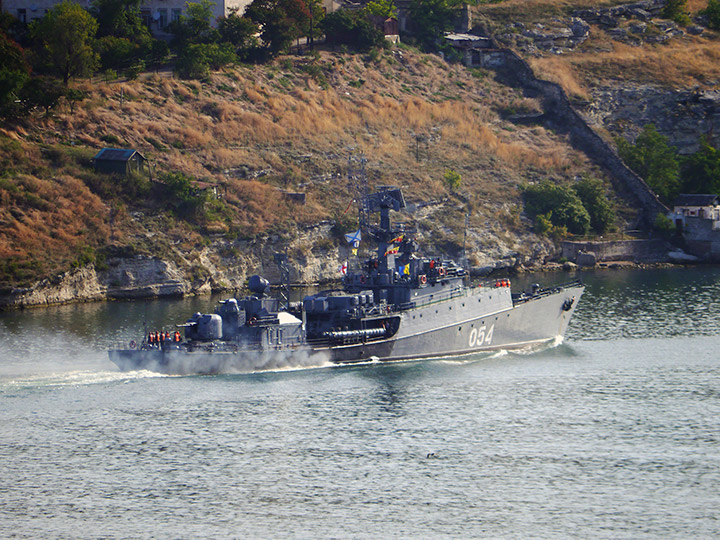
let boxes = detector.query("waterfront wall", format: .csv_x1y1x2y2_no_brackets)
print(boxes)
562,239,669,263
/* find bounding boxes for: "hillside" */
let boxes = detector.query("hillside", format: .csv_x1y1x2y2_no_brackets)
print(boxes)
1,44,620,301
475,0,720,151
3,0,719,305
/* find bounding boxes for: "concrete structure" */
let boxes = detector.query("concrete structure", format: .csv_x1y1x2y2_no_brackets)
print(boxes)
93,148,148,176
562,239,669,264
444,33,493,65
669,194,720,260
671,194,720,226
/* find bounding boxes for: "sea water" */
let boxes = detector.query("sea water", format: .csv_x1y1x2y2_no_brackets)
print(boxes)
0,267,718,539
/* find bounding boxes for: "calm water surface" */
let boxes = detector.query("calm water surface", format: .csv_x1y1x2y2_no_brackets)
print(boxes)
1,268,719,539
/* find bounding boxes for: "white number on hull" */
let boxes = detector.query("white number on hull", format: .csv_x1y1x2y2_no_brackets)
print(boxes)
469,324,494,347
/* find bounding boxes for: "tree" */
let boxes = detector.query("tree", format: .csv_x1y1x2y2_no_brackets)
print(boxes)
96,35,138,70
408,0,466,49
174,43,236,79
616,125,681,203
0,29,30,118
65,87,86,114
323,10,385,50
680,138,720,195
217,9,259,57
20,76,67,116
30,2,99,85
90,0,151,43
148,39,170,71
366,0,398,18
245,0,311,55
170,0,220,47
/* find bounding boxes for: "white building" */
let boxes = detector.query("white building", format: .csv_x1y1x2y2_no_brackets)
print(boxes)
671,194,720,229
3,0,339,30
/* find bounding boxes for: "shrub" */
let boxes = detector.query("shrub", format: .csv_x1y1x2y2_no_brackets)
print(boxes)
662,0,691,25
97,36,138,71
443,168,462,192
705,0,720,30
174,43,236,79
125,59,145,80
522,181,591,236
162,172,209,220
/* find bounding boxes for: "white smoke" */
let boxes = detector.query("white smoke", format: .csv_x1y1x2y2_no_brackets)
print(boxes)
118,348,334,376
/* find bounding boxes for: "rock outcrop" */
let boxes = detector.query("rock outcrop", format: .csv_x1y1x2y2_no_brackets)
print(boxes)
584,86,720,155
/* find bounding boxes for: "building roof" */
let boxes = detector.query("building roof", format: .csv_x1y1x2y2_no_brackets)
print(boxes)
93,148,146,162
673,194,719,207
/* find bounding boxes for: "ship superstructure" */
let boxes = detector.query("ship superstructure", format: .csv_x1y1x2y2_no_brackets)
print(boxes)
109,187,583,374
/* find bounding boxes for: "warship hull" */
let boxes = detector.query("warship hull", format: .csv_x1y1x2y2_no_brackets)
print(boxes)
108,282,583,374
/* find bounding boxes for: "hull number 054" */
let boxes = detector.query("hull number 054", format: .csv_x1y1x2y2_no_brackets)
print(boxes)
469,324,494,348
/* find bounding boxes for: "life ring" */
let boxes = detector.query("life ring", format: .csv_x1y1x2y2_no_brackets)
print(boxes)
438,267,446,277
419,274,427,285
360,275,366,284
129,340,137,349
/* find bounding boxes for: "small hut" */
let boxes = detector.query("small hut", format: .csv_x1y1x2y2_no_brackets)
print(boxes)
93,148,148,176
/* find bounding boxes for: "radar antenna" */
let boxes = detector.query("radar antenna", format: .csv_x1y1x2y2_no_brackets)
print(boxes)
347,153,370,232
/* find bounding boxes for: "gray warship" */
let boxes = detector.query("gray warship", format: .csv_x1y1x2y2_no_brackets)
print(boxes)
109,187,583,374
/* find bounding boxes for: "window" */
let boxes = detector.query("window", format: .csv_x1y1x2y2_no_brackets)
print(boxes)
171,8,182,23
158,8,167,28
17,9,26,23
140,9,152,28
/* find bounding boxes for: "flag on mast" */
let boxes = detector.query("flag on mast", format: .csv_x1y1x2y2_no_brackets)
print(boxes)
339,261,348,275
344,229,361,248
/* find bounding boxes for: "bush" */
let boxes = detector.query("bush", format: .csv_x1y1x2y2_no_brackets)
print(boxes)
443,169,462,192
705,0,720,30
174,43,236,79
522,181,591,236
97,36,138,71
662,0,691,25
573,177,615,234
162,172,209,220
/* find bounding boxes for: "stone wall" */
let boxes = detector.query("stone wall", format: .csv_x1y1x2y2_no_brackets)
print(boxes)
681,218,720,260
473,48,669,227
562,239,669,263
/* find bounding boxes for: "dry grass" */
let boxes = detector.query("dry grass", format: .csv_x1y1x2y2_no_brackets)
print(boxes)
0,46,628,288
552,37,720,89
528,56,592,100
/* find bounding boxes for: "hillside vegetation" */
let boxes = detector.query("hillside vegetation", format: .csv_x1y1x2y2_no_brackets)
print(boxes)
0,44,616,290
3,0,720,294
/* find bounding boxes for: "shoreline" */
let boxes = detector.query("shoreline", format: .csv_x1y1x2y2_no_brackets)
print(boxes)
0,259,696,312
